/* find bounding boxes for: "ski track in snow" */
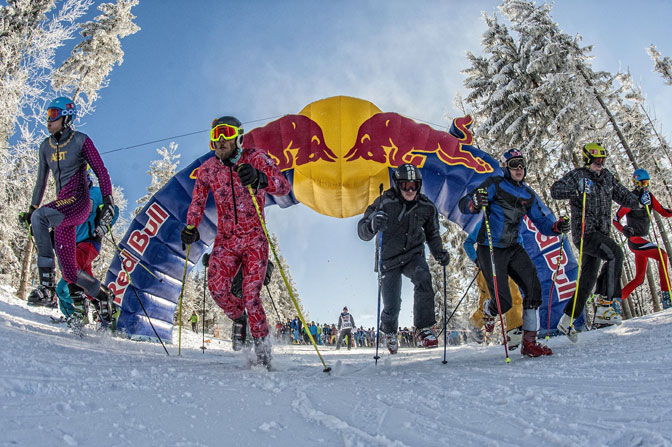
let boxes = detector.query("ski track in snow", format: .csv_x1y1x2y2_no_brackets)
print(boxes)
1,283,671,447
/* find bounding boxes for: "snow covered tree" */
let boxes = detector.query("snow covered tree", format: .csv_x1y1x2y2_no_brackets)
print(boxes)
53,0,140,112
647,44,672,86
134,142,181,215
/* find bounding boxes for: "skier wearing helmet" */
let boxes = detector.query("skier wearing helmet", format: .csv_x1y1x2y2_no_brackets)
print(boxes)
613,168,672,309
358,163,450,354
459,148,566,357
181,116,290,368
18,97,115,335
551,143,643,341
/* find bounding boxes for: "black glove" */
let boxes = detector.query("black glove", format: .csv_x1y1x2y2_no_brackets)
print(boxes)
202,253,210,268
472,188,488,210
623,225,635,238
370,211,388,232
237,163,259,187
552,216,570,233
436,250,450,266
94,195,115,238
19,206,37,228
180,225,200,250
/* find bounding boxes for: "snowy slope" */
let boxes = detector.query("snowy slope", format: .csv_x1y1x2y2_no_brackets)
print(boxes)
1,283,671,447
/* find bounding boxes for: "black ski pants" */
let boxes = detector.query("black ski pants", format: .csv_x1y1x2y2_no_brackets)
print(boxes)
380,252,435,334
564,231,623,317
476,243,542,315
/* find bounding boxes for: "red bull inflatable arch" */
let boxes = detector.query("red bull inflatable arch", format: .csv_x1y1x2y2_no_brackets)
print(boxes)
105,95,580,341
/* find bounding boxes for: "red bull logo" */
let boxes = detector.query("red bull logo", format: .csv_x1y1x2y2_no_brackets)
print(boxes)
243,96,494,218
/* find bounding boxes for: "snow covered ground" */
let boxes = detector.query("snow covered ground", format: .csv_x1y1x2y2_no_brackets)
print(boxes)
1,283,671,447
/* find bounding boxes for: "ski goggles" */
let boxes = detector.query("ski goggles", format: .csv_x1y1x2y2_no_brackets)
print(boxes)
399,180,420,192
46,108,63,122
210,123,241,141
636,179,650,188
506,158,526,170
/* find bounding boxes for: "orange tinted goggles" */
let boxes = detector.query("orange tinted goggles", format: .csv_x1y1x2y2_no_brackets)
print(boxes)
47,108,62,122
210,124,240,141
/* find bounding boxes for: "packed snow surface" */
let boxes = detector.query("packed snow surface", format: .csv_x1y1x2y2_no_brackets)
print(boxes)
1,284,671,446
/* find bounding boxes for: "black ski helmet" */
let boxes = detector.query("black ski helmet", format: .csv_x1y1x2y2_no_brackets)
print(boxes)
499,148,526,181
210,115,244,150
393,164,422,194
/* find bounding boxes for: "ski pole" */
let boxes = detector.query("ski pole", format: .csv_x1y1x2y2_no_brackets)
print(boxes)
265,285,284,322
246,185,331,373
108,227,169,356
440,267,479,340
177,244,191,357
373,183,384,365
569,188,588,329
483,207,510,363
645,203,672,300
546,233,565,340
201,265,207,353
442,265,448,365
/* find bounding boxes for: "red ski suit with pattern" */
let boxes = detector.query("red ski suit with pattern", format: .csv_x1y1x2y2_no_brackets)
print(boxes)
186,148,290,338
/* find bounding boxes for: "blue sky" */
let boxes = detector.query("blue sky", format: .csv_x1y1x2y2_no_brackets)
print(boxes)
75,0,672,328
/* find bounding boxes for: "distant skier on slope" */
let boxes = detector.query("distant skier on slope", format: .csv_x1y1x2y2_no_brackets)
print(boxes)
336,306,355,350
551,143,643,341
459,149,565,357
181,116,290,368
19,97,116,335
358,164,450,354
612,168,672,310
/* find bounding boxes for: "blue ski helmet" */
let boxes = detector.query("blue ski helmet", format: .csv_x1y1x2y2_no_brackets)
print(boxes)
499,148,526,180
633,168,650,182
47,97,77,125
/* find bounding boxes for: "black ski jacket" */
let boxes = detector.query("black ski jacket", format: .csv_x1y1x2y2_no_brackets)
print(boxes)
550,167,640,246
358,189,443,272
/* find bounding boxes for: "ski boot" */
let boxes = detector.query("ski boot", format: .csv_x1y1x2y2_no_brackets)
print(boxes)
384,332,399,354
231,313,248,351
415,327,438,349
594,297,622,325
506,327,523,350
660,291,671,310
520,330,552,357
27,267,57,307
94,285,114,325
612,297,623,316
253,336,272,368
557,313,578,343
482,299,496,333
66,284,87,337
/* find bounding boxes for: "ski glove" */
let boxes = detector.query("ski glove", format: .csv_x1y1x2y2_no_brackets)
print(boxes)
436,250,450,266
237,163,268,189
472,188,488,210
370,211,388,232
552,216,570,234
180,225,200,249
18,205,37,228
640,191,652,206
202,253,210,268
622,225,635,238
94,195,116,238
577,178,593,194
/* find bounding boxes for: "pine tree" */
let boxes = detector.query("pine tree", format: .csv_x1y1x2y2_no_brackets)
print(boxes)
134,142,181,215
647,44,672,86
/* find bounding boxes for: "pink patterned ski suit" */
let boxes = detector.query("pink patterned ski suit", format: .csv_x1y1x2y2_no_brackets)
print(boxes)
186,148,290,338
